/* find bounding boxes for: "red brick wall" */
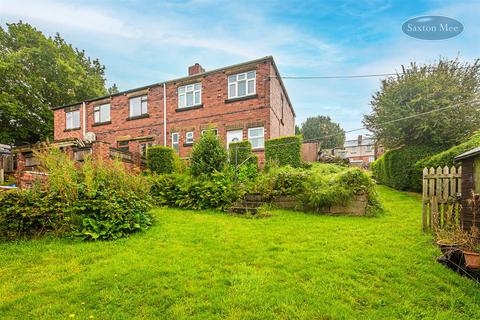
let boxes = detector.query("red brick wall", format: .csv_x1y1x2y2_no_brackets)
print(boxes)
269,65,295,138
53,57,294,165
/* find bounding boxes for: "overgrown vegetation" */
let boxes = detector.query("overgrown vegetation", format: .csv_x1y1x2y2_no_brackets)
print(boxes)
265,135,302,167
371,145,441,191
0,147,152,240
190,130,228,176
146,146,176,174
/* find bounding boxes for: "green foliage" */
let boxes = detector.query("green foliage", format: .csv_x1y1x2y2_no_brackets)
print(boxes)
371,145,441,191
417,131,480,169
147,146,175,174
0,22,109,145
299,115,345,148
229,141,258,166
190,130,228,176
150,171,239,211
0,147,153,240
265,135,302,168
255,166,308,197
363,58,480,149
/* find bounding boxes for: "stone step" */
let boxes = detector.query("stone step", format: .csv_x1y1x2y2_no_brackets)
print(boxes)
228,207,259,215
234,201,264,208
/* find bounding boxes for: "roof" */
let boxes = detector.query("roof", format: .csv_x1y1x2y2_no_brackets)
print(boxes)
344,137,375,148
52,56,295,116
0,144,11,155
454,147,480,161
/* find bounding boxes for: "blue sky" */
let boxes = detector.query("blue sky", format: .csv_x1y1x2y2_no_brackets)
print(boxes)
1,0,479,139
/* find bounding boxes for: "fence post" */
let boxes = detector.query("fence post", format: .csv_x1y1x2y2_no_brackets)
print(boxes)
422,167,428,231
0,168,4,184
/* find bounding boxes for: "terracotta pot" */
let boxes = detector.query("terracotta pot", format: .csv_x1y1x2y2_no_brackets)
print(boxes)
463,251,480,269
436,240,465,254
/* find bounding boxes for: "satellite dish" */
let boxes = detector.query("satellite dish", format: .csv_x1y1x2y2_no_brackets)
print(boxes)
84,132,96,143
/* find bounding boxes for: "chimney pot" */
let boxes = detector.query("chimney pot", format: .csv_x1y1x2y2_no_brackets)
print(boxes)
188,63,205,76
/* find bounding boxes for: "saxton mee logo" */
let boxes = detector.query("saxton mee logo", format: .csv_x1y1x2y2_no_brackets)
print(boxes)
402,16,463,40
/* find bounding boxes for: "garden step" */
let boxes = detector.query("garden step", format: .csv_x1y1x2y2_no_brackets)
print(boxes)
235,201,265,208
228,207,259,215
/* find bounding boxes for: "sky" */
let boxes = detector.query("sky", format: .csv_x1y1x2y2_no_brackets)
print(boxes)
0,0,479,139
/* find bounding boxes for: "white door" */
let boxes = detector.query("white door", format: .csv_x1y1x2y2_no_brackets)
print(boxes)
226,129,243,149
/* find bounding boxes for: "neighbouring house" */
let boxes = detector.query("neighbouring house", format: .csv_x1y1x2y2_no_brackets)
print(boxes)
343,135,381,166
0,144,14,184
52,56,295,165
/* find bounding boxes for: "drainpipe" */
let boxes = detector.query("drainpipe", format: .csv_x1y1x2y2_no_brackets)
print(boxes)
82,101,86,140
163,83,167,146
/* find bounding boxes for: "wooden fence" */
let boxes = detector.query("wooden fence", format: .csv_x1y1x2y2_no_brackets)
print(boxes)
422,166,462,231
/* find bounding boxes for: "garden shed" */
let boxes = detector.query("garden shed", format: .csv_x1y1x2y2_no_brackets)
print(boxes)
454,147,480,231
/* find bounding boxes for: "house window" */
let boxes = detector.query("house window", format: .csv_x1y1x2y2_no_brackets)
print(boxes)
65,110,80,129
117,141,129,152
178,83,201,108
228,70,256,99
139,142,153,157
94,103,110,123
201,128,218,136
186,131,194,144
172,132,179,153
248,127,264,149
129,95,148,118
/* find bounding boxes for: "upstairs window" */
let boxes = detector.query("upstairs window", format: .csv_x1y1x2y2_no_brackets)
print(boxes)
248,127,264,149
178,83,201,108
94,103,110,123
228,70,256,99
129,95,148,118
66,109,80,129
172,132,179,153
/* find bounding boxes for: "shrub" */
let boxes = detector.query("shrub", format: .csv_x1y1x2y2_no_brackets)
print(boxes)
0,147,153,241
417,131,480,169
371,145,441,191
190,130,228,176
150,171,240,211
265,135,302,167
229,141,258,166
254,166,308,197
147,146,175,174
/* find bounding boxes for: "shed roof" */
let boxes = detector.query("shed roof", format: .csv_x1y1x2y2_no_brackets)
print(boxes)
454,147,480,161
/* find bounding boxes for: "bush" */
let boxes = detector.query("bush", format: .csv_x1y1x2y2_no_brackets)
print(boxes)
254,166,308,197
371,145,441,191
417,131,480,169
190,130,228,176
150,171,240,211
0,147,153,241
265,135,302,167
229,141,258,166
147,146,175,174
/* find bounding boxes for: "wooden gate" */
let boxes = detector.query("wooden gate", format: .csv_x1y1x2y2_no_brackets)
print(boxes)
422,166,462,231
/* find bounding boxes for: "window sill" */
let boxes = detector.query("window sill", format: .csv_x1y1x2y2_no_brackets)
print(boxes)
225,94,258,104
252,147,265,152
126,114,149,121
92,121,112,127
176,104,203,112
64,127,81,132
183,143,194,147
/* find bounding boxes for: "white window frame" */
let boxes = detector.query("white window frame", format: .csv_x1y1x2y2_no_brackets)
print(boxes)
66,110,80,129
139,142,153,157
172,132,179,153
228,70,256,99
129,95,148,118
248,127,264,149
94,103,110,124
185,131,194,144
178,83,201,108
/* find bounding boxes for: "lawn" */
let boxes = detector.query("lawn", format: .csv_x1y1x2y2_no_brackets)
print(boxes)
0,186,479,319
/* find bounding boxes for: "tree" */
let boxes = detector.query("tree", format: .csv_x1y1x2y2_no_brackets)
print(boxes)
363,58,480,149
190,130,228,176
299,116,345,148
0,22,108,145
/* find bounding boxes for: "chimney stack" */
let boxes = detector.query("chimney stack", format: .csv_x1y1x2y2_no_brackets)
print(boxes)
358,135,363,145
188,63,205,76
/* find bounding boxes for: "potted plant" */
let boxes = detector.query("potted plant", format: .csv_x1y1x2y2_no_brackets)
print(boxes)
462,246,480,269
435,227,467,254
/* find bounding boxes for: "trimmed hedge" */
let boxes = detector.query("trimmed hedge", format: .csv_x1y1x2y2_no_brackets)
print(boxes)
147,146,175,174
265,135,302,167
371,145,441,191
416,131,480,169
229,140,258,166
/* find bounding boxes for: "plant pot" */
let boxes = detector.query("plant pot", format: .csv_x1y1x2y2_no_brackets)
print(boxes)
436,240,465,254
463,251,480,269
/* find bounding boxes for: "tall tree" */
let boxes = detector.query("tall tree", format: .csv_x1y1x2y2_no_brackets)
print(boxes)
300,116,345,148
0,22,108,145
363,58,480,149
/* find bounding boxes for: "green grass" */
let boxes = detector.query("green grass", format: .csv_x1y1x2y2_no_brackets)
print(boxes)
1,186,479,319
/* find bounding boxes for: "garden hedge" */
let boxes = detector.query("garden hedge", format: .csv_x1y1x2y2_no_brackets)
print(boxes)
147,146,175,174
265,135,302,167
416,131,480,169
229,140,258,167
371,145,441,192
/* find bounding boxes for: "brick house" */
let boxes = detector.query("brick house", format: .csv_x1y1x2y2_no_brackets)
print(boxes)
52,56,295,164
343,135,378,166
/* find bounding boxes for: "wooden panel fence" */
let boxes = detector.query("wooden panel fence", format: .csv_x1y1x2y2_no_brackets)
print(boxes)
422,166,462,231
